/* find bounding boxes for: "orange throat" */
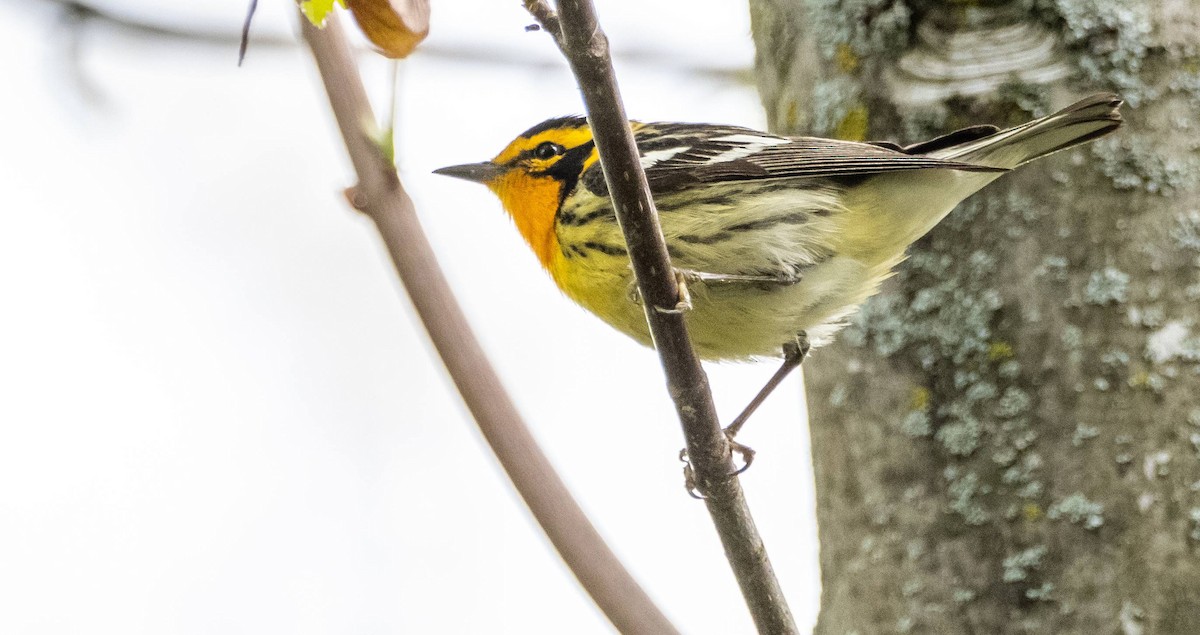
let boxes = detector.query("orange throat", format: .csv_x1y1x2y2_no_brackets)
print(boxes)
488,171,564,271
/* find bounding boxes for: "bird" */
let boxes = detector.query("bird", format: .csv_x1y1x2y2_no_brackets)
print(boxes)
434,93,1123,448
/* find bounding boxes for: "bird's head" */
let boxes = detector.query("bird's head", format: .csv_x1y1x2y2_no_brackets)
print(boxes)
434,116,600,266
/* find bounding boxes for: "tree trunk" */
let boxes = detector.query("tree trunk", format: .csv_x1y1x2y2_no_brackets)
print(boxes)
750,1,1200,632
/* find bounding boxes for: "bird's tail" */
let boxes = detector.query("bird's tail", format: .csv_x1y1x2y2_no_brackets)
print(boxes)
924,93,1124,169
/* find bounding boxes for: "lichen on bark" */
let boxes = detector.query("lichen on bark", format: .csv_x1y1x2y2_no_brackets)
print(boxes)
750,0,1200,632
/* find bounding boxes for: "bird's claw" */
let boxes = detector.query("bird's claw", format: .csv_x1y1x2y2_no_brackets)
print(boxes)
679,449,705,499
626,280,643,306
654,269,693,314
725,433,756,476
678,433,756,498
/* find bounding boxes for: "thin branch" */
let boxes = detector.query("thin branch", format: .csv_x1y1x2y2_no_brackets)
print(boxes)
35,0,284,48
40,1,744,83
522,0,563,47
239,0,257,66
526,1,798,632
299,13,679,635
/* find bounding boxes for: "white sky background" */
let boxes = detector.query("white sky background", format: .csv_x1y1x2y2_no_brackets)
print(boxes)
0,1,820,633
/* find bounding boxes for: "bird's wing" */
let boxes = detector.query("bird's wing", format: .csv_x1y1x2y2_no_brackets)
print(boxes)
627,123,1007,195
900,125,1000,155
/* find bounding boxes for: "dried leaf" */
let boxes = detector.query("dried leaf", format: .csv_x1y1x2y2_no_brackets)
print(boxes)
345,0,430,58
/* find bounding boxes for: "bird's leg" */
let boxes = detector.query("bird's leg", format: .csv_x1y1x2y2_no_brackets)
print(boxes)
727,333,811,438
650,268,804,315
723,332,810,474
676,268,802,286
656,268,803,314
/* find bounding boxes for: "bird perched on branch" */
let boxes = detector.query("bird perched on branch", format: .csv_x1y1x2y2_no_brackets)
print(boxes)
436,93,1123,446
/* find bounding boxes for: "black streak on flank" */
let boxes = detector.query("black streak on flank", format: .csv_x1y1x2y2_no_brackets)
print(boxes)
581,241,627,256
656,195,737,212
700,195,736,207
559,207,615,227
726,212,809,232
562,244,589,259
678,232,734,244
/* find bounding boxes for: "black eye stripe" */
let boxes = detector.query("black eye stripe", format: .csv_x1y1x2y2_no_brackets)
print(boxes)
544,141,596,204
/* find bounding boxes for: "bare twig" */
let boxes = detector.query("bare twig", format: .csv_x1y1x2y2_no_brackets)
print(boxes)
238,0,257,66
525,1,798,632
522,0,564,47
299,13,679,635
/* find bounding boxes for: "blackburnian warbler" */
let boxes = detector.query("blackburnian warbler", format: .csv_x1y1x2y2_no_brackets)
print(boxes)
435,94,1122,438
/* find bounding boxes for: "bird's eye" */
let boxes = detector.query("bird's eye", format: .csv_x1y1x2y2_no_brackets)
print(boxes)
533,142,564,160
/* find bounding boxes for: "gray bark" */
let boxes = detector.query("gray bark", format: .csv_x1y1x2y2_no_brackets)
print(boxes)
749,1,1200,633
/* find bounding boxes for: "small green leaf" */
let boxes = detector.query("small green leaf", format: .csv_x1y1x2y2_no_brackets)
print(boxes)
300,0,346,27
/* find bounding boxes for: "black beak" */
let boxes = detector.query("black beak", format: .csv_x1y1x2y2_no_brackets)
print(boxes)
433,161,507,184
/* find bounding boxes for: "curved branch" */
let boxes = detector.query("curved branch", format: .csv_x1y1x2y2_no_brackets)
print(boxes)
525,1,798,632
299,13,678,635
